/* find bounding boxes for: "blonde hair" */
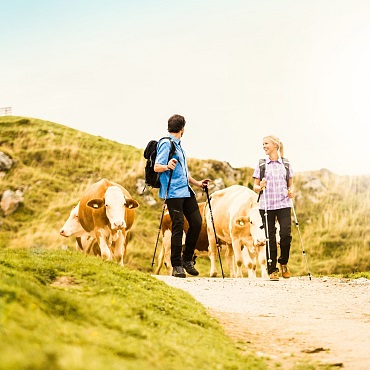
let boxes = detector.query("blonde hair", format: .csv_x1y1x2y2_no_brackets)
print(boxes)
264,135,285,158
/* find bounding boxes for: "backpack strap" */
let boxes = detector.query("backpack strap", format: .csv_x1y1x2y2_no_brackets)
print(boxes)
157,137,177,198
158,137,176,160
282,157,290,186
259,159,266,180
259,158,290,186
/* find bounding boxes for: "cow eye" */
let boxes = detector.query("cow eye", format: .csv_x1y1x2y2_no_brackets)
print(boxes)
260,225,264,230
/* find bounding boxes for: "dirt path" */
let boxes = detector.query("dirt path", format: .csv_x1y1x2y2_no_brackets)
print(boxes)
154,275,370,369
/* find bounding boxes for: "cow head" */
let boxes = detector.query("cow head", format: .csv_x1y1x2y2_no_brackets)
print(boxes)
249,206,266,247
60,202,86,237
86,186,139,230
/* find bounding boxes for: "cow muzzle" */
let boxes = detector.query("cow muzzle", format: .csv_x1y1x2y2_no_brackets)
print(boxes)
112,221,126,230
255,238,266,247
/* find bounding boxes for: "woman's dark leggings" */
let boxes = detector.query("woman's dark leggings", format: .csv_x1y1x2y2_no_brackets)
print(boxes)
166,195,202,267
259,207,292,274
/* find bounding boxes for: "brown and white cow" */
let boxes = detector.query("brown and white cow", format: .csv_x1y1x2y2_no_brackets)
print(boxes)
205,185,266,278
78,178,139,266
155,202,209,275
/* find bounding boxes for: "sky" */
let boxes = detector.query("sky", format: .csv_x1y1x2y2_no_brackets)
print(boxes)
1,0,370,176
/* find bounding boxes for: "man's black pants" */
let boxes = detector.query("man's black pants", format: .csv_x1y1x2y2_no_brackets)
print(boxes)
166,195,201,267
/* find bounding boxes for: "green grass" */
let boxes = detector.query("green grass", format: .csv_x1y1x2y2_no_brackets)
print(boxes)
0,248,267,370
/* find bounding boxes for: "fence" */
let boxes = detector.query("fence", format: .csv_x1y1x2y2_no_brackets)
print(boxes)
0,107,12,116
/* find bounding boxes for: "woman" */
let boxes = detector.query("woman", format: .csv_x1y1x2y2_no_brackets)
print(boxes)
253,135,295,280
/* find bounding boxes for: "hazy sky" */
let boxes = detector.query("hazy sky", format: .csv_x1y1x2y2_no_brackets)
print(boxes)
1,0,370,176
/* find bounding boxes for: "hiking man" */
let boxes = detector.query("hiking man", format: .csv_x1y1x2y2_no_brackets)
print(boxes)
154,114,210,278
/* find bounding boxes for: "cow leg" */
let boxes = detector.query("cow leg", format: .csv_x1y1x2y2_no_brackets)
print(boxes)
225,244,237,278
258,245,268,278
84,236,97,254
164,230,173,276
208,249,217,277
235,255,244,278
96,232,112,261
75,237,84,252
241,247,257,279
155,230,170,275
229,236,245,278
112,232,125,266
154,240,165,275
206,224,218,277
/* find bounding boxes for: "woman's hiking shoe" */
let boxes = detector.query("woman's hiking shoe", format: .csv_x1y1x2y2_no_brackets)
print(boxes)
269,270,279,281
182,260,199,276
280,264,291,279
172,266,186,278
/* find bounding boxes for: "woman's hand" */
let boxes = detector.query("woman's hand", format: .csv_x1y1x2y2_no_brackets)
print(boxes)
288,187,295,198
260,178,267,190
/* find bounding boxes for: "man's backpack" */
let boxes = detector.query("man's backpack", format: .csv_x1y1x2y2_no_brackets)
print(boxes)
259,158,290,186
143,137,176,190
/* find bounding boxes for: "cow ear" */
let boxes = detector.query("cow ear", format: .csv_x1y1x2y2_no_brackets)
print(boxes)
125,198,139,209
87,199,104,209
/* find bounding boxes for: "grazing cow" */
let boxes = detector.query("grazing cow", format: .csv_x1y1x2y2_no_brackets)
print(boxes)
78,178,139,266
205,185,266,278
59,202,85,238
59,202,100,255
155,202,208,275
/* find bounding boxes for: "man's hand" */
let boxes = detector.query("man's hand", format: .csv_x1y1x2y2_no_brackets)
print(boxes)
167,158,177,170
201,179,212,189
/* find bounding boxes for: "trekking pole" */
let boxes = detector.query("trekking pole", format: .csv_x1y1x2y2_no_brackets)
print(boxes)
151,170,173,268
291,201,312,280
203,185,225,279
262,189,272,269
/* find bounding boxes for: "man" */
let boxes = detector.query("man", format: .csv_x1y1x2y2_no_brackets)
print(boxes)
154,114,210,278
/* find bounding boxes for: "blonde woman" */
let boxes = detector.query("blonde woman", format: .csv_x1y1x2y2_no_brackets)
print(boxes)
253,135,295,281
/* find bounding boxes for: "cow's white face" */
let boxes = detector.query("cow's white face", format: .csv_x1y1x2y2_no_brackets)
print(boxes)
249,206,266,247
60,202,86,237
86,186,139,231
104,186,127,230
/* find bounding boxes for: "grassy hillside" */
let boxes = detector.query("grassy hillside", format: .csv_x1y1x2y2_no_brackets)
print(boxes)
0,247,269,370
0,116,369,276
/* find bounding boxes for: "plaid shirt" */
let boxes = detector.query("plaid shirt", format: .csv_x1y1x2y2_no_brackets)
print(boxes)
253,158,293,210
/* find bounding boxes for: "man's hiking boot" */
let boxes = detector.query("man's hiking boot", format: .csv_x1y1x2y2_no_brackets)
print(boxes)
182,260,199,276
172,266,186,278
280,264,291,279
269,269,279,281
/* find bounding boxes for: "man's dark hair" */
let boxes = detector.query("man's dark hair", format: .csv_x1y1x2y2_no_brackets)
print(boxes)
168,114,186,133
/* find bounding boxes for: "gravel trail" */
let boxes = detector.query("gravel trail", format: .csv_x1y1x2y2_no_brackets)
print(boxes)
154,275,370,369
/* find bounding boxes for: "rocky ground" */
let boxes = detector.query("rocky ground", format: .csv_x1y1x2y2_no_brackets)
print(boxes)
154,275,370,370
